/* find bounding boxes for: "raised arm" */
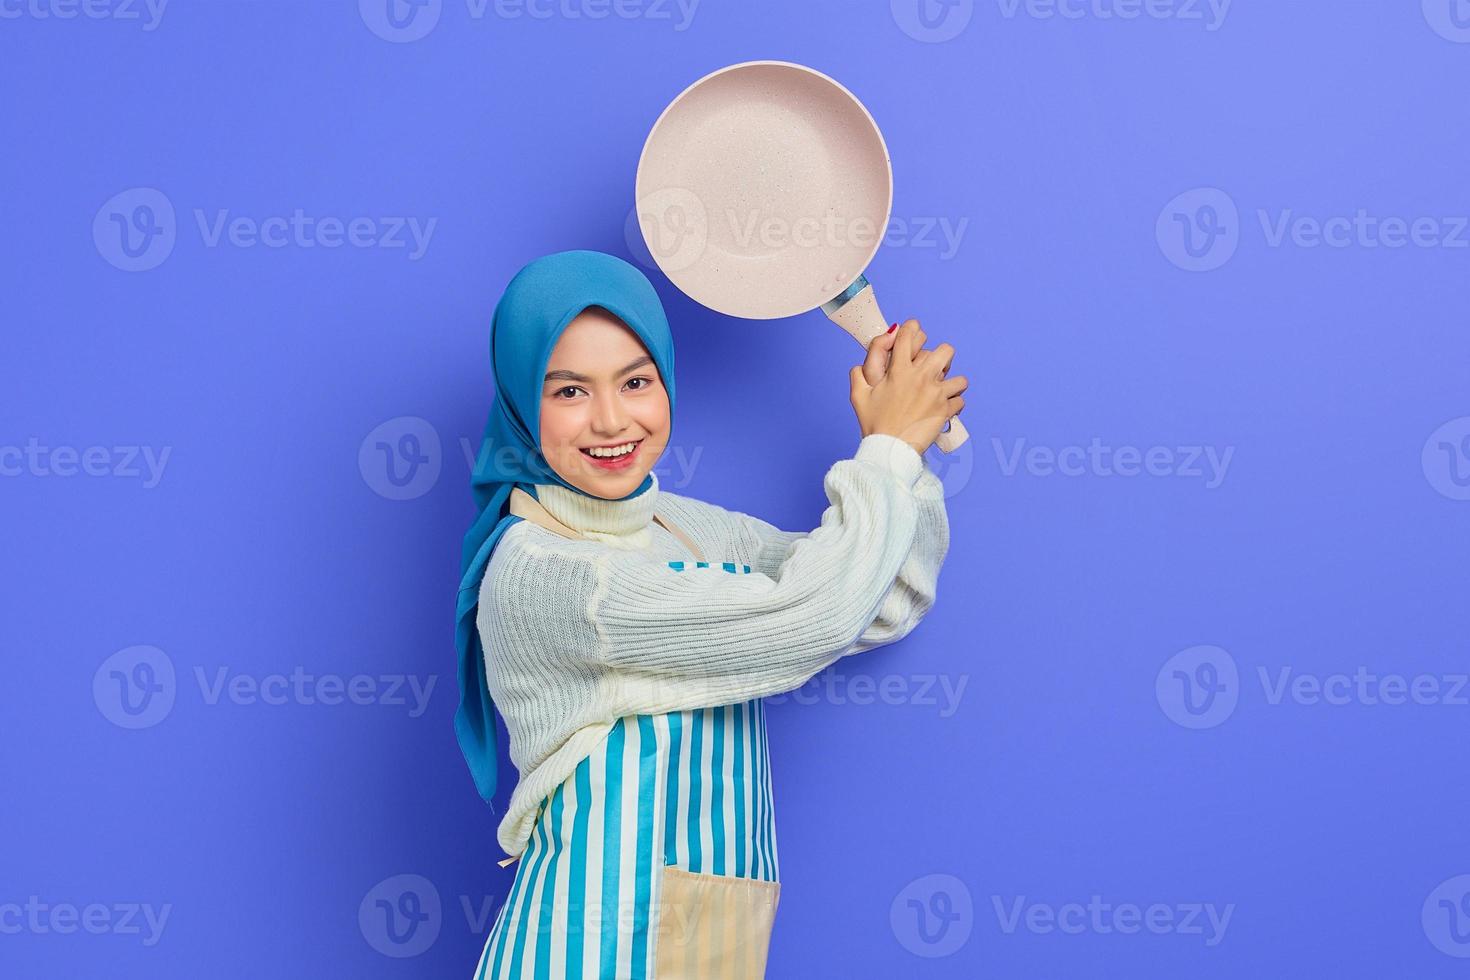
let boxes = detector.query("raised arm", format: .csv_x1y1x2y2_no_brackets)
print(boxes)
480,434,933,712
737,452,949,654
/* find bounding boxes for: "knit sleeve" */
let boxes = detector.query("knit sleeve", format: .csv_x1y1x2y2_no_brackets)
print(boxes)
736,455,949,655
481,434,943,714
581,432,933,706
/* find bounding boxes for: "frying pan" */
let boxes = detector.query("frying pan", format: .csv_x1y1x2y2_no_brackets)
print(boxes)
634,59,970,454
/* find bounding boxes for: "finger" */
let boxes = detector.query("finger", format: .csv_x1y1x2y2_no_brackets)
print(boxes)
849,364,869,395
863,350,889,384
930,342,955,377
893,319,919,365
865,331,897,361
861,342,888,387
941,374,969,396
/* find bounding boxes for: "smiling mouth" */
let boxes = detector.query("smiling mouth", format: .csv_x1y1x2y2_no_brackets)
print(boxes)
579,439,644,467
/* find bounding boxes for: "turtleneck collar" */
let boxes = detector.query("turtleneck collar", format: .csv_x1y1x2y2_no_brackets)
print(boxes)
532,470,660,548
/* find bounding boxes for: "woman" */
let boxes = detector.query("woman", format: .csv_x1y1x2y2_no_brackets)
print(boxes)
455,249,965,979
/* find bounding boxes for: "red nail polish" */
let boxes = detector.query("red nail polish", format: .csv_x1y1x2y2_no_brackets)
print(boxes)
887,322,898,333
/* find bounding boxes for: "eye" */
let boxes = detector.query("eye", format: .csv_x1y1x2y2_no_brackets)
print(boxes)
553,386,584,399
626,376,655,391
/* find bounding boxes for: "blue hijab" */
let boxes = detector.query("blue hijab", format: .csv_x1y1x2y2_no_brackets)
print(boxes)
455,249,677,803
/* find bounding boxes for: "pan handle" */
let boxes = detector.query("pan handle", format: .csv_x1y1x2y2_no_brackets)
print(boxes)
823,279,970,455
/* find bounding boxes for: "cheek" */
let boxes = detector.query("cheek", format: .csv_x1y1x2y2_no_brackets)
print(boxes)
539,403,583,449
637,394,672,433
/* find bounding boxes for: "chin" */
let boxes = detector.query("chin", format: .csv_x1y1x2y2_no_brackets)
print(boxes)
560,461,637,498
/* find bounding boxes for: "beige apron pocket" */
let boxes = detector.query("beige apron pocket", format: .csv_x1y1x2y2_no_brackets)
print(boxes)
654,865,781,980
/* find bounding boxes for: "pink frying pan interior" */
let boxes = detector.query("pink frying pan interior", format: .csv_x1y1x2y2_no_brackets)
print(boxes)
635,61,893,320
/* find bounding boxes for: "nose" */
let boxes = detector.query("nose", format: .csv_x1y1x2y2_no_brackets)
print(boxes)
590,391,631,437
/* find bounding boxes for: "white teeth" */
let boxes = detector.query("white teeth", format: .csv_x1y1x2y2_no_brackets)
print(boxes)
584,441,638,458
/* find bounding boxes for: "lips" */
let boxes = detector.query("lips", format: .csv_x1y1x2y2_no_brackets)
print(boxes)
580,439,643,470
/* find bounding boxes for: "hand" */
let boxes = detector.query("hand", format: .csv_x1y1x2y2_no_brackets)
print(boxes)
850,319,968,456
861,320,929,386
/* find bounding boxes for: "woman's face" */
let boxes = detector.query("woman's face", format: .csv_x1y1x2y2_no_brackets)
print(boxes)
539,306,670,499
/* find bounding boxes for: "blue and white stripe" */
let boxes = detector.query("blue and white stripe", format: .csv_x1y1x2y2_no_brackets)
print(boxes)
473,699,780,979
667,561,752,574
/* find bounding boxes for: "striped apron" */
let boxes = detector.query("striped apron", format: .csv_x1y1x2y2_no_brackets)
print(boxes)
474,490,783,979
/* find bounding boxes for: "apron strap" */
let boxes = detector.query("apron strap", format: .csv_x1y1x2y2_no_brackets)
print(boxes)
508,486,706,562
496,483,705,870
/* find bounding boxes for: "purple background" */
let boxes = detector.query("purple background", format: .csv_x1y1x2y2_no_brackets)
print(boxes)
4,0,1469,976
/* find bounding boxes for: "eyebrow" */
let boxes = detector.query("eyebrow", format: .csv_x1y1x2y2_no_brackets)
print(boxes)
544,355,655,386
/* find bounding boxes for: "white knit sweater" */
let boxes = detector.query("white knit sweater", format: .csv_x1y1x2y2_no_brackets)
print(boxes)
476,432,951,858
